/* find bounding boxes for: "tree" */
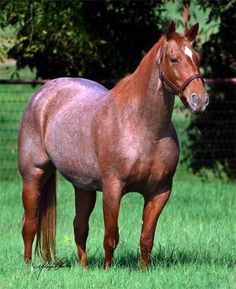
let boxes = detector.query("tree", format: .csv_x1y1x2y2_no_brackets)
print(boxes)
1,1,99,78
0,0,164,80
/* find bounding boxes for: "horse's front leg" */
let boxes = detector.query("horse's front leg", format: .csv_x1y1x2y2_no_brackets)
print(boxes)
140,186,172,268
102,179,123,268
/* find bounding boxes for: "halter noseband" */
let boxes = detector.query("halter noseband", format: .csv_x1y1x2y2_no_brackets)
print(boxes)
160,72,204,94
156,46,204,96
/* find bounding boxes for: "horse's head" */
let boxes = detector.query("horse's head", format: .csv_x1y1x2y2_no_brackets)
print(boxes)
157,22,209,112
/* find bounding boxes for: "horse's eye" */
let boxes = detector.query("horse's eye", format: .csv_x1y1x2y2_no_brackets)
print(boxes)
170,58,178,63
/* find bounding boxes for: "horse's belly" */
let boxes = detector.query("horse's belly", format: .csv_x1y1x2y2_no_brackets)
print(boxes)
60,168,101,191
50,152,101,190
45,123,101,190
48,144,101,190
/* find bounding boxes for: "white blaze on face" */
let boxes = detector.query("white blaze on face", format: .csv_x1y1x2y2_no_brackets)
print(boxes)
184,46,193,61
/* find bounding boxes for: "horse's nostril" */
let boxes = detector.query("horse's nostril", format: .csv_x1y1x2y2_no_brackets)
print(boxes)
191,93,199,106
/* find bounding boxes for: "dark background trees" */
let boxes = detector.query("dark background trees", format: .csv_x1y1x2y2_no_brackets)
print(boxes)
0,1,165,79
185,1,236,179
0,0,235,179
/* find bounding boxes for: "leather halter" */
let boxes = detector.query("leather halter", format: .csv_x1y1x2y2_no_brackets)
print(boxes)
160,72,204,94
156,46,204,96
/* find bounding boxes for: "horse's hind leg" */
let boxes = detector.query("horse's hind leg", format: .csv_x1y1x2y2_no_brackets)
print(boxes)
22,180,38,263
21,168,51,262
73,188,96,267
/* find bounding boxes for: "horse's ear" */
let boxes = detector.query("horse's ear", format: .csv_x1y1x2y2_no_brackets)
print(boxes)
184,23,199,42
166,21,176,41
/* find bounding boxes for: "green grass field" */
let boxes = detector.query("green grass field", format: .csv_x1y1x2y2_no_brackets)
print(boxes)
0,177,235,289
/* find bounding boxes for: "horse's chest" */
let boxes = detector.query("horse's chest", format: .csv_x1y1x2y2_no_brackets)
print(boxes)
117,138,179,193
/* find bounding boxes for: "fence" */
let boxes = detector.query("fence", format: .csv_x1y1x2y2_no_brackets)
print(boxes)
0,78,235,180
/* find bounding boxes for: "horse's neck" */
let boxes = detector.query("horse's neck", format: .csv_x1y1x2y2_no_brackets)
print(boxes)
112,42,175,135
136,57,175,134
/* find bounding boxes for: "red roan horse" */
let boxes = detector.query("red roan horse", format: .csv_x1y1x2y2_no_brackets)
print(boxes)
18,22,208,268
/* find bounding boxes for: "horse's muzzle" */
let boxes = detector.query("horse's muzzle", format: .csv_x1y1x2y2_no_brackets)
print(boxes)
187,93,209,112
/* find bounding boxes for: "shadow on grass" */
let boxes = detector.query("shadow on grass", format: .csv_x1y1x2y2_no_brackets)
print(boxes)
88,245,236,270
31,246,235,272
151,247,236,269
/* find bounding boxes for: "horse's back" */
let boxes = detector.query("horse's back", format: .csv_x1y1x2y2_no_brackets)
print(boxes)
28,77,107,110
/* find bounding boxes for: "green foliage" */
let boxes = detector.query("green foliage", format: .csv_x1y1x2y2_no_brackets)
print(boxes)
0,27,15,63
0,1,106,78
0,36,10,62
0,0,164,79
162,0,221,46
1,0,223,78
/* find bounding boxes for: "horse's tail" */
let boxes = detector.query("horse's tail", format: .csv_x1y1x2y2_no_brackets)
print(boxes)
35,171,57,261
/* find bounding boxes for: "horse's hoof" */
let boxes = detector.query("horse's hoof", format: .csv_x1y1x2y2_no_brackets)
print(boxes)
103,261,112,269
139,260,149,271
24,257,32,264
